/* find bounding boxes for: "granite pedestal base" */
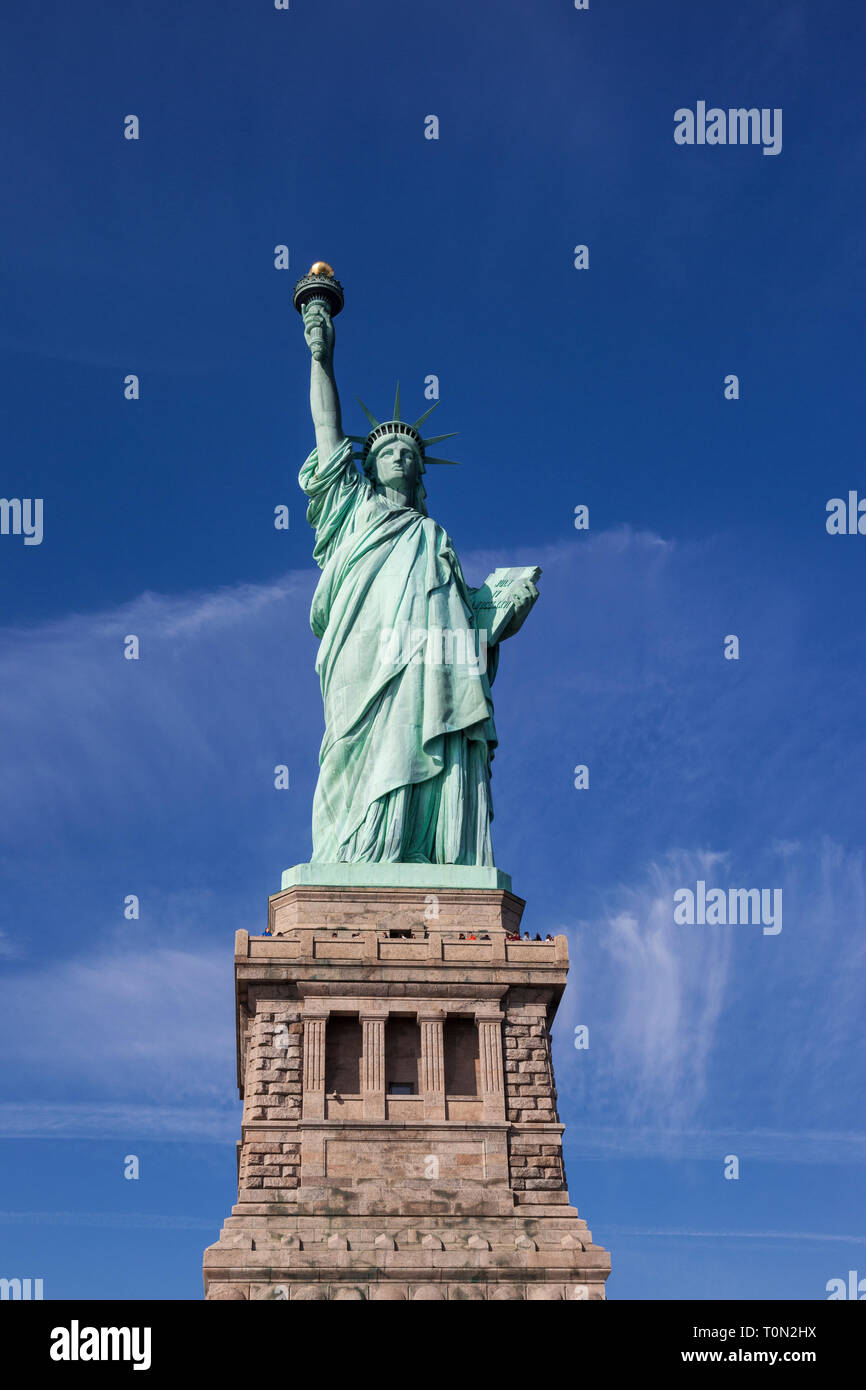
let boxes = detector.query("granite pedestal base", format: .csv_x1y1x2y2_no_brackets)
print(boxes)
203,875,611,1301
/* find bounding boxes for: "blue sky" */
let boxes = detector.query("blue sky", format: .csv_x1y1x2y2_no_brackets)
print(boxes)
1,0,864,1300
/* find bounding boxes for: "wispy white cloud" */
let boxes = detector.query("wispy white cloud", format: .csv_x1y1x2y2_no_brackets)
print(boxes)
556,839,866,1140
0,1102,238,1141
559,849,735,1128
0,571,321,845
609,1227,866,1246
563,1124,866,1165
0,946,235,1107
0,1209,218,1230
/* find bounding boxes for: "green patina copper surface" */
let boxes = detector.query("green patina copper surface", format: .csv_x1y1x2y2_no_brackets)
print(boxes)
292,266,539,872
280,863,513,892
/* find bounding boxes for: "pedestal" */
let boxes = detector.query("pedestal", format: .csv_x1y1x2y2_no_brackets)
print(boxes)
203,875,612,1301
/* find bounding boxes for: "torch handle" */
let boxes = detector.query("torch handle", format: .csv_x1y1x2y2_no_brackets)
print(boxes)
303,295,329,345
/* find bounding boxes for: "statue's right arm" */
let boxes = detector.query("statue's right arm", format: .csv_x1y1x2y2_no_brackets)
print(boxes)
303,303,345,465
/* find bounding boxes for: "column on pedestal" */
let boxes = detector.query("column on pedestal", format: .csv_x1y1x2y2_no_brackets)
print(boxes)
476,1010,506,1121
418,1011,446,1121
360,1010,388,1120
302,1014,327,1120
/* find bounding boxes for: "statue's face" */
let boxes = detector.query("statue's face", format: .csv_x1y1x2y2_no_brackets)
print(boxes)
369,434,421,497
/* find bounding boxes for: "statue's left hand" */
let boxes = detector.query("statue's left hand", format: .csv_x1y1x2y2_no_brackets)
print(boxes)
498,580,539,641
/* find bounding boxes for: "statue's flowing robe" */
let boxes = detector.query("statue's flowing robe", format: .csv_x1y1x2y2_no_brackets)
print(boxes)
299,437,499,865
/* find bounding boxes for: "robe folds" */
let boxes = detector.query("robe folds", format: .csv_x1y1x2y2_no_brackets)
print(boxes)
299,438,499,865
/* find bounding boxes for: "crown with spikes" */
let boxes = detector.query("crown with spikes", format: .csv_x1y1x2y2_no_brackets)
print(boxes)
345,383,461,472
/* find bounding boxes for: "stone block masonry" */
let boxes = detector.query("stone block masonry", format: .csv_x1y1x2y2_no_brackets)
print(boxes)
203,882,611,1300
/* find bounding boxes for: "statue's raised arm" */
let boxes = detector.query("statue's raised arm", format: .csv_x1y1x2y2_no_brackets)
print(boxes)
294,263,346,464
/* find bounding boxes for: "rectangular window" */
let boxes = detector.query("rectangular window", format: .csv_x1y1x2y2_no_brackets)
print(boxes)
324,1016,362,1095
444,1017,479,1096
385,1016,419,1094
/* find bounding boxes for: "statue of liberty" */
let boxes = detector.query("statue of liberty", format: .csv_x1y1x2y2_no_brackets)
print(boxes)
295,264,539,868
